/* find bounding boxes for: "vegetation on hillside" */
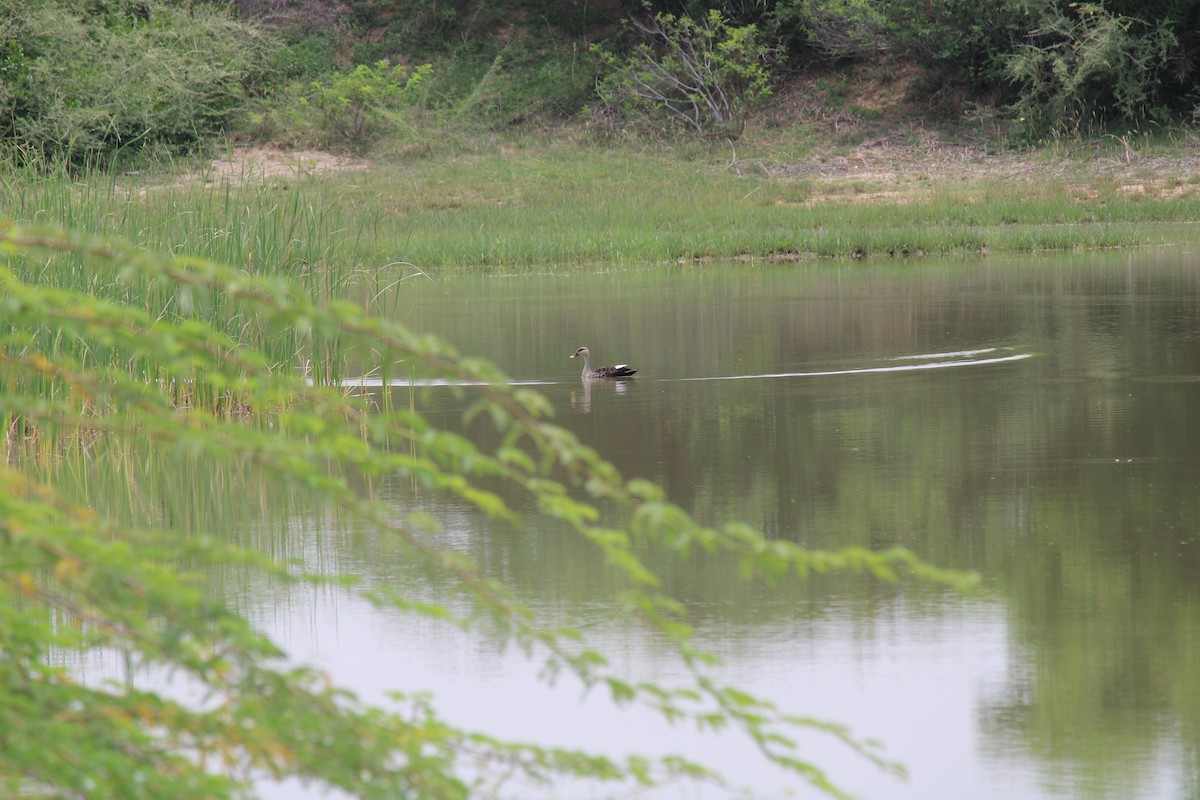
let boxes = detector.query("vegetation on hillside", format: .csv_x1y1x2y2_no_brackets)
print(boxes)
240,0,1200,139
3,0,1199,164
0,0,273,164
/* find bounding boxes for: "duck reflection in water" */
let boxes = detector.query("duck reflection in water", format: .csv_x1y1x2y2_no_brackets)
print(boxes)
569,372,633,413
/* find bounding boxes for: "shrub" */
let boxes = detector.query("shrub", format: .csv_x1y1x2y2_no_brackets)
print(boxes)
592,10,775,139
880,0,1028,94
304,60,432,153
275,30,344,83
773,0,889,61
0,0,274,165
1006,2,1178,135
454,38,599,129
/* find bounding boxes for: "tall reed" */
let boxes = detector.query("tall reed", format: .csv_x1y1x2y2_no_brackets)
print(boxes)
3,159,398,388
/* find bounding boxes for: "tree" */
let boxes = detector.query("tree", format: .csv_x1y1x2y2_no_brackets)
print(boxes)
0,221,974,798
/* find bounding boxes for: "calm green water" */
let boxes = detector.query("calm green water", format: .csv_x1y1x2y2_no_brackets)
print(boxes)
74,249,1200,798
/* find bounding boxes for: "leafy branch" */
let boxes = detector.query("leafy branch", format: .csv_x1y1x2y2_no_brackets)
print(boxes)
1,221,977,798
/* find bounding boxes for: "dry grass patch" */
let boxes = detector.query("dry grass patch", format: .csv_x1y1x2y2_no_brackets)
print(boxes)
203,146,369,183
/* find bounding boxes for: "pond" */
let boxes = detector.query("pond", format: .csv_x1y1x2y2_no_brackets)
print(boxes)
83,247,1200,798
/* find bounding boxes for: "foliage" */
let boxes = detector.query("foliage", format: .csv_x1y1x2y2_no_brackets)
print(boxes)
593,10,775,139
8,0,1200,159
0,0,274,165
304,60,433,153
237,0,1200,145
772,0,888,61
0,218,977,798
1006,2,1179,135
272,30,345,83
454,38,600,128
872,0,1028,95
234,0,352,31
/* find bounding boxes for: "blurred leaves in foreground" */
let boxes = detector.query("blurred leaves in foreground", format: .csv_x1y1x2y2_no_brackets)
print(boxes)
0,221,976,799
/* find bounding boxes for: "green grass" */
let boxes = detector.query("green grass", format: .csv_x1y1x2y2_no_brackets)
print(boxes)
325,148,1200,266
2,156,389,387
4,136,1200,330
5,141,1200,282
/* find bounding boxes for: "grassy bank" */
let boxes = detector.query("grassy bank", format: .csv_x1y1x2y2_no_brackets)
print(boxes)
6,139,1200,282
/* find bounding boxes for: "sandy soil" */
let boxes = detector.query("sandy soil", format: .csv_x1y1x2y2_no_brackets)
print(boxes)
200,146,370,182
745,67,1200,202
731,129,1200,203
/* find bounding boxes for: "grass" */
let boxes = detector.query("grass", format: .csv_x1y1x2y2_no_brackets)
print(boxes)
341,153,1199,265
2,155,388,389
5,138,1200,282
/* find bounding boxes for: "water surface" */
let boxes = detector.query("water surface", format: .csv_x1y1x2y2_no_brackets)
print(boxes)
329,248,1200,798
82,249,1200,798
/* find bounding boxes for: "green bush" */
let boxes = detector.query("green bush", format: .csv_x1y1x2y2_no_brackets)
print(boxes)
1006,2,1178,135
878,0,1027,93
764,0,1196,128
304,60,433,152
454,38,599,129
773,0,888,61
0,0,274,165
276,31,344,83
593,10,775,139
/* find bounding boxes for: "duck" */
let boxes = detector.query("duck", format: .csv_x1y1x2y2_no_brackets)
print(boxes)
570,346,638,379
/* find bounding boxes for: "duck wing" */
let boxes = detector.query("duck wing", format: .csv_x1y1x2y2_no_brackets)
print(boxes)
596,364,638,378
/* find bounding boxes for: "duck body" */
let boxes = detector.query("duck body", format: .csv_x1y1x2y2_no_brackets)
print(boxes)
570,347,638,379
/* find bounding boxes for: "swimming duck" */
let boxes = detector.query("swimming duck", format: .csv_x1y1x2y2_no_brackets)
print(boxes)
570,347,638,379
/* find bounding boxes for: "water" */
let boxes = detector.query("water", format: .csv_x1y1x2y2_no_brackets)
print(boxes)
323,248,1200,798
78,249,1200,798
